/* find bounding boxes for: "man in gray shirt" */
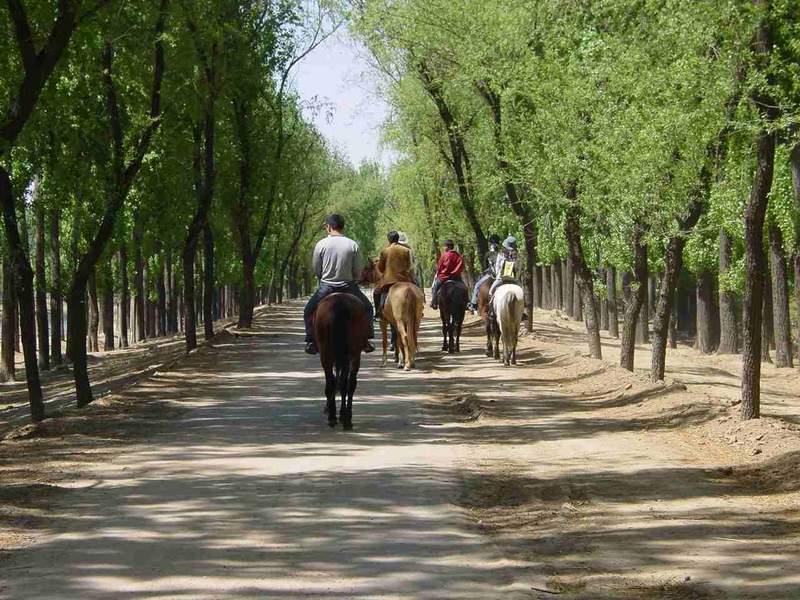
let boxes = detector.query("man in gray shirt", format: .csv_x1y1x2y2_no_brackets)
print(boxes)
303,213,375,354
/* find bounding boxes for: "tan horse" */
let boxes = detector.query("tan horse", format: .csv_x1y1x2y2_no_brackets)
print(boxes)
363,259,425,370
380,283,425,370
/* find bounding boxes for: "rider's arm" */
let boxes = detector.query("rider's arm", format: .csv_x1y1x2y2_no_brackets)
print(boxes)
378,248,387,273
312,242,323,280
352,242,364,282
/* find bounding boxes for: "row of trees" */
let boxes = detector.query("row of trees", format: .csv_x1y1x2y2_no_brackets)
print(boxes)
353,0,800,419
0,0,358,423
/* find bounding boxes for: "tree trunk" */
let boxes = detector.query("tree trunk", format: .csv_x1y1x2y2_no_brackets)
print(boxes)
203,222,214,340
696,269,717,354
669,289,678,349
564,258,574,317
34,201,50,370
620,228,647,371
49,207,63,365
87,268,99,352
768,223,792,367
67,274,93,407
741,3,777,420
564,204,601,359
156,243,167,337
572,278,582,321
417,65,487,259
239,256,256,328
599,267,609,330
134,223,146,342
166,252,177,334
542,264,551,310
100,260,114,351
1,258,16,382
718,228,738,353
637,285,649,345
790,145,800,366
761,274,773,362
795,253,800,366
648,273,657,319
553,258,563,310
607,266,619,338
119,243,129,348
650,199,704,380
0,170,45,420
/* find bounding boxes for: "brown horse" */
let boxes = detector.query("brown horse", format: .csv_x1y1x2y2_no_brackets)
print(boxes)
477,279,500,359
438,279,468,353
363,258,424,370
314,293,369,429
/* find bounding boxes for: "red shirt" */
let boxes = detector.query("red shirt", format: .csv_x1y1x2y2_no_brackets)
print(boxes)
436,250,464,281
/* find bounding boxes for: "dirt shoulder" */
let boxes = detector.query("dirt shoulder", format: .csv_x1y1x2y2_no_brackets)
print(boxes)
438,308,800,599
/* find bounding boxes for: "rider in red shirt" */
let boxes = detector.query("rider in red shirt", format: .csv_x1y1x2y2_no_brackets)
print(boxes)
430,240,464,309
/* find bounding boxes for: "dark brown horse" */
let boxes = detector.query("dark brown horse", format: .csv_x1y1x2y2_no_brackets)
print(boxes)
477,279,500,358
314,293,369,429
438,279,468,353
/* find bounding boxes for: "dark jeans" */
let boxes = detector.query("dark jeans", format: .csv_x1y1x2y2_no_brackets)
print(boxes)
304,283,375,343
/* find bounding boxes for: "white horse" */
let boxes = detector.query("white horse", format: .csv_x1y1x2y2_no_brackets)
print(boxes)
491,284,525,366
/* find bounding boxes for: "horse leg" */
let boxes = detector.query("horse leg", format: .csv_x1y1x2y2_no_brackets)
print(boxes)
324,364,337,426
392,323,403,367
493,320,501,360
338,361,350,426
440,311,448,352
485,319,493,357
398,323,412,371
448,316,455,354
343,358,358,430
381,318,389,367
454,312,464,353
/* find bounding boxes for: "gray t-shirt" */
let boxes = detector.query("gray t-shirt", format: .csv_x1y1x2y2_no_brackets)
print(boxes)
312,234,364,288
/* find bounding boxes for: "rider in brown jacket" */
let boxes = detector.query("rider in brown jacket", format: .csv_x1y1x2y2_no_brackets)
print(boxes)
373,231,415,320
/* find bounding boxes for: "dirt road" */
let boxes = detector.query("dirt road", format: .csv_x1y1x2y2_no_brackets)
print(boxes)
1,303,530,599
2,300,799,599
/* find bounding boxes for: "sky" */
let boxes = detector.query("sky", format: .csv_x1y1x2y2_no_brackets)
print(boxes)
292,26,393,168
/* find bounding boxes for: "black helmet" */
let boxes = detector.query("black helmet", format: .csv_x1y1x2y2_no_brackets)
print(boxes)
488,234,501,245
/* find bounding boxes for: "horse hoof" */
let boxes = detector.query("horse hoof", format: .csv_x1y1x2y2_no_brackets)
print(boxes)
342,421,353,431
404,366,411,372
448,348,454,354
485,350,492,358
328,419,338,427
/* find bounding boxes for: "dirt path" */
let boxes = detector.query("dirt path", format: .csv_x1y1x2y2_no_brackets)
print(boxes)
2,301,799,599
1,303,529,599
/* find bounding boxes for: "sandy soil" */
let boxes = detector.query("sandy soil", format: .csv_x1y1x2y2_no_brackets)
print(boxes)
448,309,800,599
0,318,234,438
0,301,798,599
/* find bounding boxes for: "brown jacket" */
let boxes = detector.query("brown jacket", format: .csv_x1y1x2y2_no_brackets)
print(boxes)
376,243,414,291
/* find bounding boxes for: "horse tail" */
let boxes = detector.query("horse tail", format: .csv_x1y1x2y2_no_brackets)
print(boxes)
332,299,350,387
402,286,419,358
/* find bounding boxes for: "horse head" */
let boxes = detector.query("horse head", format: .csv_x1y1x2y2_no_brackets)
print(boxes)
360,258,381,285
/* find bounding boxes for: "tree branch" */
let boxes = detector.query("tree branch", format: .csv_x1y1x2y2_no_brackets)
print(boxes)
7,0,36,72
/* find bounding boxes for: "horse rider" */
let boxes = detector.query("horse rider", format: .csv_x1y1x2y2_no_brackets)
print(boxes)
373,230,415,320
397,231,423,287
468,234,502,313
303,213,375,355
488,235,521,304
430,239,464,310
